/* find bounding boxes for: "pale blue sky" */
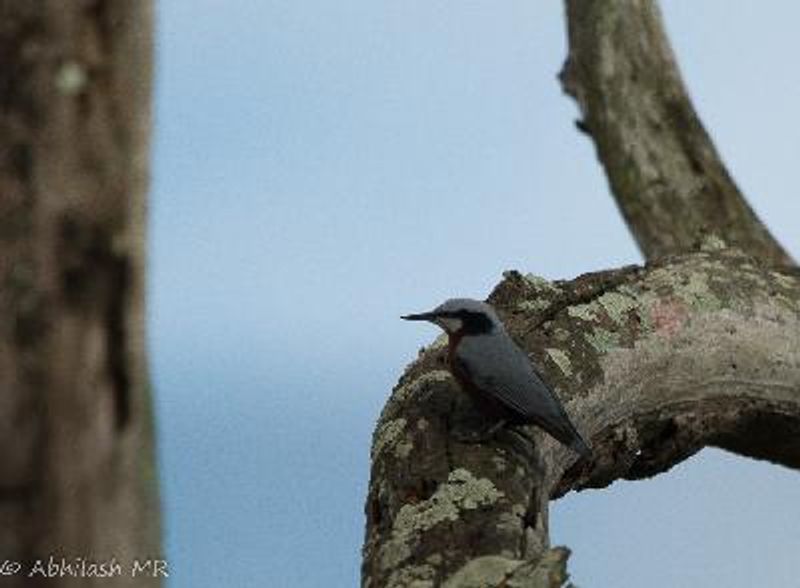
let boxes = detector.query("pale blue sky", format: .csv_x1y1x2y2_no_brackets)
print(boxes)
150,2,800,586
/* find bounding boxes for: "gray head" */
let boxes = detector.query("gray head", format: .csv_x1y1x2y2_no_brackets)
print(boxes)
401,298,501,336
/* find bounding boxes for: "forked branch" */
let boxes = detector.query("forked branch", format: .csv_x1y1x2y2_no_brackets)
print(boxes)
363,3,799,586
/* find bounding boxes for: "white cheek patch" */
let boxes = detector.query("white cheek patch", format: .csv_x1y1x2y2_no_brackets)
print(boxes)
436,316,463,333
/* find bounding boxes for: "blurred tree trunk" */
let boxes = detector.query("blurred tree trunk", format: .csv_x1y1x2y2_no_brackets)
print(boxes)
0,2,160,587
362,1,799,586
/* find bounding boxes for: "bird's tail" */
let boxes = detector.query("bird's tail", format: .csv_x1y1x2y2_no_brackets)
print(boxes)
535,414,593,460
568,433,593,460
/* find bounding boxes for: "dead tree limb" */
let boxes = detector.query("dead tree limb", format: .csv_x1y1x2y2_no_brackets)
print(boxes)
363,251,800,587
364,1,798,586
560,0,793,266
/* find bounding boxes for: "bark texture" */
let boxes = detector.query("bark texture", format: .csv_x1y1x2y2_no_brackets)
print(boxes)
364,1,799,586
560,0,793,266
0,2,159,586
363,251,800,587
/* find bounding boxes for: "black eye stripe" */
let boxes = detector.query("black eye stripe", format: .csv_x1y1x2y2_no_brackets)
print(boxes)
437,309,493,334
438,310,469,319
439,310,482,318
438,311,455,318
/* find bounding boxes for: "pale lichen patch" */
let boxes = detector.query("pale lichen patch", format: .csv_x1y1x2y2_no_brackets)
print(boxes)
553,327,571,342
372,418,407,460
386,564,436,588
699,233,728,252
443,549,569,587
393,469,502,535
395,438,414,459
616,283,641,298
773,271,796,291
528,547,571,586
442,556,525,588
491,455,507,472
516,298,551,314
546,348,573,377
495,503,525,537
379,469,504,572
679,271,723,312
567,302,598,321
597,291,638,324
586,328,621,354
446,468,504,510
426,554,443,566
56,61,88,95
380,539,412,572
392,370,452,407
522,273,562,294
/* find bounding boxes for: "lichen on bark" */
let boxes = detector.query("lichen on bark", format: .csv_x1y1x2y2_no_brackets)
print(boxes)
363,251,800,587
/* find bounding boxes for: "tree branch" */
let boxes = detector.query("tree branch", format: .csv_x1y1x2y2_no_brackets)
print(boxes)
362,250,800,587
560,0,793,266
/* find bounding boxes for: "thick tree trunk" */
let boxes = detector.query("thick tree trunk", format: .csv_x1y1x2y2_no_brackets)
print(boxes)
363,1,798,586
0,2,160,586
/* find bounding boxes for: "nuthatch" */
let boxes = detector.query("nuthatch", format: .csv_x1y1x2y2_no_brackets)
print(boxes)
402,298,591,458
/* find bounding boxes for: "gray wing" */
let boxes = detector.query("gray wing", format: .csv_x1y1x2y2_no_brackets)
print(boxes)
456,332,591,457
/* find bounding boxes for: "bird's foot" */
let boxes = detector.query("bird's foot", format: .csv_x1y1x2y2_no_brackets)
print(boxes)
506,425,537,447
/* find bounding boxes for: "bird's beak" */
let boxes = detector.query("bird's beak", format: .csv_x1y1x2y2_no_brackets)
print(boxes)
401,311,437,322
